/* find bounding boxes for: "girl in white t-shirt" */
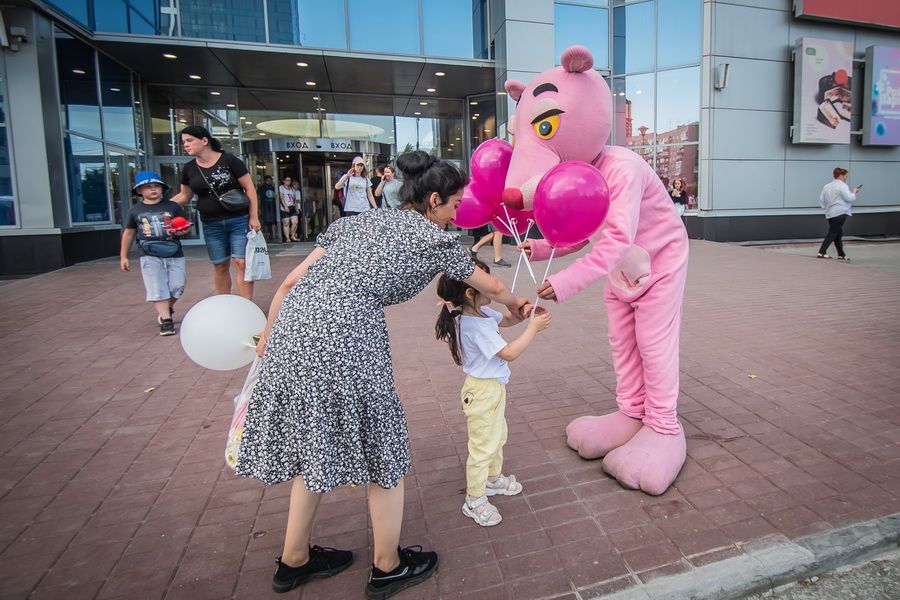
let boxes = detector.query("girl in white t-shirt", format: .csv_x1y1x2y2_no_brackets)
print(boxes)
334,156,376,216
435,259,552,527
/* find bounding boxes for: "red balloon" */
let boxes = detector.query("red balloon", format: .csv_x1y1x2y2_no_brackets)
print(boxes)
492,206,533,237
470,139,513,204
452,182,495,229
533,162,610,247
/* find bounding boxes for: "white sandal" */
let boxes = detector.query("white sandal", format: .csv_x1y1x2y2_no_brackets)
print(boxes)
462,495,502,527
485,474,523,496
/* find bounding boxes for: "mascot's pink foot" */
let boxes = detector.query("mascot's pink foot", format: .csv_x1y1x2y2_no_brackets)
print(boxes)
601,426,686,495
565,411,643,459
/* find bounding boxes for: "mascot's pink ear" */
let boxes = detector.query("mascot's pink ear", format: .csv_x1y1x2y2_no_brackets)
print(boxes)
505,79,526,102
561,45,594,73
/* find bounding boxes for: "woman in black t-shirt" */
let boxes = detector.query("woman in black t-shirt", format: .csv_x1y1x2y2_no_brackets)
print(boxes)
171,125,260,300
669,177,688,217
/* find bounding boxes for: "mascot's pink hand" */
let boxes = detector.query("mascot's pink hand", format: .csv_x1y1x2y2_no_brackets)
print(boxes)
527,238,553,262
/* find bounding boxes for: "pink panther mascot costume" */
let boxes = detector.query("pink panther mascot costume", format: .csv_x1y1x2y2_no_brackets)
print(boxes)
506,46,689,495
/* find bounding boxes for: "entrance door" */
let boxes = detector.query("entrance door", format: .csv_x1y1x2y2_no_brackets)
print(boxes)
152,157,203,244
325,160,353,220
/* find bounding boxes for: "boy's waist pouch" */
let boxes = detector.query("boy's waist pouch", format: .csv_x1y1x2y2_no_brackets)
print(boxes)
139,239,181,258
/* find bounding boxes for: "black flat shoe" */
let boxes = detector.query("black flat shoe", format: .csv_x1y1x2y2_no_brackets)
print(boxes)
272,545,353,593
365,545,438,600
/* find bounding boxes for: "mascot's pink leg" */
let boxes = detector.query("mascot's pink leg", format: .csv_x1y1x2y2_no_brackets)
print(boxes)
566,288,645,459
602,270,688,495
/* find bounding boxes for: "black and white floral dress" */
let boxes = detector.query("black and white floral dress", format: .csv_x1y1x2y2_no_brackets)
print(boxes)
236,209,476,492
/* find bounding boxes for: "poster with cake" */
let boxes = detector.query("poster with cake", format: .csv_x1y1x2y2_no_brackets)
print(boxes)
862,45,900,146
792,37,853,144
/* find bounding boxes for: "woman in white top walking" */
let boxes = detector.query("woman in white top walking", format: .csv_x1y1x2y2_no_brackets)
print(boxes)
335,157,377,216
817,167,861,261
279,176,299,242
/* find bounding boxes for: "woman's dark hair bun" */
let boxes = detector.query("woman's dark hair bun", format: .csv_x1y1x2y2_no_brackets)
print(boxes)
396,151,439,180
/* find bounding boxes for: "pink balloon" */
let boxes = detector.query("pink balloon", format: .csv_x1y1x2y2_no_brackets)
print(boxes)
533,162,610,247
470,139,513,204
492,206,533,237
452,182,495,229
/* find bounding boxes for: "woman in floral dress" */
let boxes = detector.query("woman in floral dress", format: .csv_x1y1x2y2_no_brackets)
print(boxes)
237,151,530,598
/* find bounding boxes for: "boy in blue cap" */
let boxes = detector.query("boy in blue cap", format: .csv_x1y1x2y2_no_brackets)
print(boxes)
120,171,192,336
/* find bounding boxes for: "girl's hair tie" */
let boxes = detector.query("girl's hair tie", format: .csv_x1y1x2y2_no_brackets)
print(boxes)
437,300,462,313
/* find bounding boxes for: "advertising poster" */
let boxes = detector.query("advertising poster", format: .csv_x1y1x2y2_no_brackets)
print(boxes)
863,46,900,146
792,37,853,144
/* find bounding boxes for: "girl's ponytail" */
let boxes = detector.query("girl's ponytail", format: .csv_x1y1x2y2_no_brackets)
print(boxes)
435,258,490,366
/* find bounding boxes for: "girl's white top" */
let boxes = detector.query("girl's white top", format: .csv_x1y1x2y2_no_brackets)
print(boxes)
459,306,511,384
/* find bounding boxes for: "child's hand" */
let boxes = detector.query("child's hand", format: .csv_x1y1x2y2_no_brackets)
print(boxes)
527,305,552,332
517,240,532,258
120,257,130,272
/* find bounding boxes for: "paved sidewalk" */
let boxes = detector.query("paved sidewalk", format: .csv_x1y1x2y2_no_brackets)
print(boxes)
0,239,898,600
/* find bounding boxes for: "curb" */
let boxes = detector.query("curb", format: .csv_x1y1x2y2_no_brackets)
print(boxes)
591,513,900,600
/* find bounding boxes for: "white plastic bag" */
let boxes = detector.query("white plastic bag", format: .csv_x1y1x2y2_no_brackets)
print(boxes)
244,230,272,282
225,357,261,469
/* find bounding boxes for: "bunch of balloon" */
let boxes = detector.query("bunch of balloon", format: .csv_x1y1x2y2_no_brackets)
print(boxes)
452,139,538,290
531,161,611,306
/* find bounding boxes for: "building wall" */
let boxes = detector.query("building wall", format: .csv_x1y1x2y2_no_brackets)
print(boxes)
702,0,900,218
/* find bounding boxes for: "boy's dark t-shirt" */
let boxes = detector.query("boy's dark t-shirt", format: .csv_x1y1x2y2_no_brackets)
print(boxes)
125,199,188,257
180,153,249,223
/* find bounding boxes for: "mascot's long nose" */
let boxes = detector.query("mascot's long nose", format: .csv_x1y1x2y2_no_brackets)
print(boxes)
501,187,525,210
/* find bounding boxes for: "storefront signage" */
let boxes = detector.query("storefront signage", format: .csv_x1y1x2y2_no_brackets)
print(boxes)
271,137,358,152
793,0,900,31
792,37,853,144
863,45,900,146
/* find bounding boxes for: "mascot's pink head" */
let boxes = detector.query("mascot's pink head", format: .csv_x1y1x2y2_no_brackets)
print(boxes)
502,46,612,209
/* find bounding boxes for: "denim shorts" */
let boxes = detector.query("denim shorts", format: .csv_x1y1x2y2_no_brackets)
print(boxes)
203,215,249,265
140,256,186,302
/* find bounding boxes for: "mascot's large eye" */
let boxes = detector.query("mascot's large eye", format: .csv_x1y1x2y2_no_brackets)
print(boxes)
531,110,562,140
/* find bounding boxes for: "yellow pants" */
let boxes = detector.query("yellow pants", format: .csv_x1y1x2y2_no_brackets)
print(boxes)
461,375,508,497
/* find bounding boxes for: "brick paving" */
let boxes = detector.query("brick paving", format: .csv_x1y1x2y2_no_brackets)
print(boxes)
0,239,899,600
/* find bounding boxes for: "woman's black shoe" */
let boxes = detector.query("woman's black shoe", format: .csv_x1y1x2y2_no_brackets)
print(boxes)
271,545,353,593
365,545,438,600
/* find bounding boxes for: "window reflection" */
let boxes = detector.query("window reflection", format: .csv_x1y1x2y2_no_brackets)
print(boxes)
656,67,699,143
424,0,479,59
65,134,109,223
100,55,137,148
0,129,14,226
180,0,265,42
396,117,437,154
613,74,654,146
56,30,102,139
655,144,697,209
108,149,138,225
657,0,701,69
613,1,654,74
555,3,609,69
469,93,495,156
268,0,298,45
148,87,240,156
298,0,347,49
349,0,419,55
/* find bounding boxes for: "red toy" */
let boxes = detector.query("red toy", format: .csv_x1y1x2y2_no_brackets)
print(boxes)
167,216,192,234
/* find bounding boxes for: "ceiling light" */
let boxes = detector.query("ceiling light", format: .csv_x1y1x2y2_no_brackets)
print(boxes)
472,116,477,120
414,111,421,115
485,128,491,133
312,96,320,100
72,69,86,75
474,113,480,117
426,88,436,92
163,53,178,59
296,62,308,67
210,91,221,96
419,101,428,106
226,103,236,108
317,107,326,111
617,92,625,96
305,81,316,86
134,101,141,105
470,101,478,105
635,90,643,94
497,91,507,96
178,119,187,123
259,132,266,136
245,121,253,125
189,74,202,80
240,116,246,120
455,137,460,140
435,71,446,76
109,87,120,92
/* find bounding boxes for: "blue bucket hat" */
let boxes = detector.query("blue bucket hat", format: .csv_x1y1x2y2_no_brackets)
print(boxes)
132,171,170,194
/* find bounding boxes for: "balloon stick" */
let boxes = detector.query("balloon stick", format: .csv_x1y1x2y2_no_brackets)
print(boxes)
511,219,534,293
500,204,536,283
533,246,556,311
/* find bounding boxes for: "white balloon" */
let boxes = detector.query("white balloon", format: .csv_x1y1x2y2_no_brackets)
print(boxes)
180,294,267,371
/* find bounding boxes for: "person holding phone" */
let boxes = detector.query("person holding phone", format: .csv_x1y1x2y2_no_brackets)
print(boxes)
817,167,860,261
334,157,377,216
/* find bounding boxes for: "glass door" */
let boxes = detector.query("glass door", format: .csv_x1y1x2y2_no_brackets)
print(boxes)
325,160,352,222
152,156,203,243
107,148,139,226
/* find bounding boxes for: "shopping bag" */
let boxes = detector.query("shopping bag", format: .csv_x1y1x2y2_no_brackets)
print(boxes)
244,230,272,282
225,357,261,469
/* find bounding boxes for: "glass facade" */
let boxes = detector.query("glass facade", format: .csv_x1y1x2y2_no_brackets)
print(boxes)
0,69,13,227
48,0,489,59
56,28,142,225
555,2,609,70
